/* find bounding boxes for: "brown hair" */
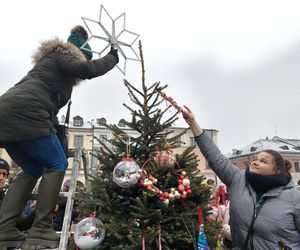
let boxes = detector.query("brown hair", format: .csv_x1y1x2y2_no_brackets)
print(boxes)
263,149,292,180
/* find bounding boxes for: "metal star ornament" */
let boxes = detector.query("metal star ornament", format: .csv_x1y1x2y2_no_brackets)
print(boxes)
81,5,140,75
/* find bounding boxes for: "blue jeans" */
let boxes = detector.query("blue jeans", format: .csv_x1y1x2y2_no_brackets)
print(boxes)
4,134,68,178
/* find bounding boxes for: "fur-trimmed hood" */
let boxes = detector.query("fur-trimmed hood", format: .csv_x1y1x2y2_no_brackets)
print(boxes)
32,37,87,64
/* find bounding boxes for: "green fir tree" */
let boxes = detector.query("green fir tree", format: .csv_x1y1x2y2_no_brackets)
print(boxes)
77,41,221,250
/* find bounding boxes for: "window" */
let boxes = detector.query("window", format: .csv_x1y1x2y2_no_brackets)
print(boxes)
118,119,126,127
244,161,250,169
232,149,242,155
99,135,108,141
73,117,83,126
97,117,106,125
74,135,83,148
174,137,181,147
280,145,289,150
294,162,300,172
99,134,108,145
190,137,195,146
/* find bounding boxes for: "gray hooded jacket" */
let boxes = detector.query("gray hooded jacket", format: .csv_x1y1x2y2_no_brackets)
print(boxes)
195,132,300,249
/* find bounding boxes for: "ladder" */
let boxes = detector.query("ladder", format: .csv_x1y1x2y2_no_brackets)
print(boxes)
58,146,91,250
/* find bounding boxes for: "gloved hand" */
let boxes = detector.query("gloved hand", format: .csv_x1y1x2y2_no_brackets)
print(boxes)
108,45,119,63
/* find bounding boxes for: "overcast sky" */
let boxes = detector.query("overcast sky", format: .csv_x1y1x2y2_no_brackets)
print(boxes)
1,0,300,154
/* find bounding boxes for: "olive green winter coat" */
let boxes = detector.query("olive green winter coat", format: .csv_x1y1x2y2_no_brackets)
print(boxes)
0,38,117,143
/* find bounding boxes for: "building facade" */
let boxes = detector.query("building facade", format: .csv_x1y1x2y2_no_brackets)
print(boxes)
66,115,94,184
67,116,218,186
0,115,218,186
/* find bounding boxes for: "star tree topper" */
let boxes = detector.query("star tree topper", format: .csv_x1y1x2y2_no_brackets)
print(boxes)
81,5,140,75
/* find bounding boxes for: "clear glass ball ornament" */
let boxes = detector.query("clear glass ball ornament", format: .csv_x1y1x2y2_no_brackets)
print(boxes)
113,157,140,188
74,216,105,249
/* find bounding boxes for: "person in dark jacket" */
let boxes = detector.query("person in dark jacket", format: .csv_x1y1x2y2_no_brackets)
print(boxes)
0,158,10,206
0,25,118,249
182,106,300,249
52,179,79,232
0,161,36,233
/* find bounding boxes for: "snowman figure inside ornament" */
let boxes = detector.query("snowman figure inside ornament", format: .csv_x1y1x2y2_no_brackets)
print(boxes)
113,157,140,188
74,213,106,250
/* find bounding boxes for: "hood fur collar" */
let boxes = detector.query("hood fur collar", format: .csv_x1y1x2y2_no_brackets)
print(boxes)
32,37,87,64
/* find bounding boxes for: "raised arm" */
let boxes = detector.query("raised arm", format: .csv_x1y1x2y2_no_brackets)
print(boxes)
182,106,203,137
182,106,241,186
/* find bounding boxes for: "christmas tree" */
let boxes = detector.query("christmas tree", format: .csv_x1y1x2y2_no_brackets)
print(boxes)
77,41,221,249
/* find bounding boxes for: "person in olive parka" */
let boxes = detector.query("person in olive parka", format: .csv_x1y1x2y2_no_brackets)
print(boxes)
0,25,118,249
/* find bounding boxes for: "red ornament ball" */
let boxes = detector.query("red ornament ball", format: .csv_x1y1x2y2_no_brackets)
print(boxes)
155,150,175,167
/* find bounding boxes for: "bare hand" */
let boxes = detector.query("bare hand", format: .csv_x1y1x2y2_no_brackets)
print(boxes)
181,105,203,136
182,105,195,125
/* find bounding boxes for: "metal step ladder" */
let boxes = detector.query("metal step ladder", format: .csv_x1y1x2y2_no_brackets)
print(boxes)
58,147,91,250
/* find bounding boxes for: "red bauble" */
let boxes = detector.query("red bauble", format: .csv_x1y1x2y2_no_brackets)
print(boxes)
178,185,185,192
186,189,192,195
163,192,170,199
155,150,175,167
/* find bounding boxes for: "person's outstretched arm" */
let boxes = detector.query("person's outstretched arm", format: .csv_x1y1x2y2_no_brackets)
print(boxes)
182,106,241,186
56,49,118,80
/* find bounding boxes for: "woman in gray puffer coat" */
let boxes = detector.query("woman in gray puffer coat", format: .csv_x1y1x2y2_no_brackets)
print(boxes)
182,106,300,250
0,25,118,249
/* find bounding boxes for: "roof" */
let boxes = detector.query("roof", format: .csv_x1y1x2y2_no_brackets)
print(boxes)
228,136,300,159
68,121,93,129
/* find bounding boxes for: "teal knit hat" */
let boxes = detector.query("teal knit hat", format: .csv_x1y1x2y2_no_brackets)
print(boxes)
67,25,93,60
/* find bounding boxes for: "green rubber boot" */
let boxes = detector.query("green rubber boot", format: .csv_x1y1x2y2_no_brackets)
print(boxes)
0,173,37,249
22,169,65,250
